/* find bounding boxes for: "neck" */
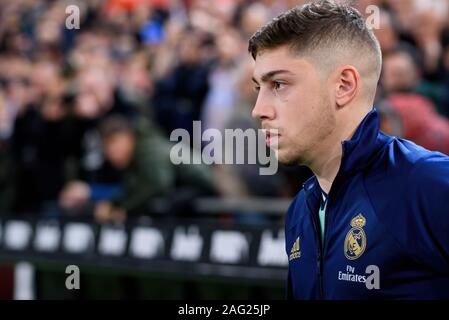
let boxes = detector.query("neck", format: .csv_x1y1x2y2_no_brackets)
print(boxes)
308,107,370,194
310,143,342,194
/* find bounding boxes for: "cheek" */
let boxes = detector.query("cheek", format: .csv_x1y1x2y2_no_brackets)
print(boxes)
281,89,316,128
106,146,120,161
106,144,127,161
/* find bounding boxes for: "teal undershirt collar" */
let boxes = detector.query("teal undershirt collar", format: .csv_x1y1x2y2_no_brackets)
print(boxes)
318,192,328,244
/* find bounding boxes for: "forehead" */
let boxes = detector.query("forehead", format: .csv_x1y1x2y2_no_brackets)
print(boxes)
252,46,314,80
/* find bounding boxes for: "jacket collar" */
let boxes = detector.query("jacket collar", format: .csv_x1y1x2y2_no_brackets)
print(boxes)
303,108,390,195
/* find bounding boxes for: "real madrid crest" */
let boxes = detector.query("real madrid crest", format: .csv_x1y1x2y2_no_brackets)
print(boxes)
344,214,367,260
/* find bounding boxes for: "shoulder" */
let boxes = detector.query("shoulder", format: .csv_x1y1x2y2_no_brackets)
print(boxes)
364,133,449,201
384,135,449,188
408,150,449,185
367,133,448,182
407,150,449,213
385,136,449,211
364,135,449,269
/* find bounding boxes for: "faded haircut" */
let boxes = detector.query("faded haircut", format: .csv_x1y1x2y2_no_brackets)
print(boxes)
248,0,382,81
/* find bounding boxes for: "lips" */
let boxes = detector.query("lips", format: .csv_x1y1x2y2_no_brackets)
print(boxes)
264,129,280,147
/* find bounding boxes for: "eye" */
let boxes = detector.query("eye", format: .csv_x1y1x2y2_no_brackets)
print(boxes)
253,85,260,92
272,81,285,91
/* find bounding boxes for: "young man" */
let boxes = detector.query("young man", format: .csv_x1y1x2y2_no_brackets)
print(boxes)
249,0,449,299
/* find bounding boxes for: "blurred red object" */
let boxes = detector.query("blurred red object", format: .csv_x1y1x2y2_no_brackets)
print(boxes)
386,94,449,155
105,0,169,13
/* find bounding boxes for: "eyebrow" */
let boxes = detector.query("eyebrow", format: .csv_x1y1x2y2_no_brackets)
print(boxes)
251,69,294,85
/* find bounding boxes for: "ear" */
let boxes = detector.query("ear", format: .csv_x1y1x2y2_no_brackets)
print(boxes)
335,66,360,108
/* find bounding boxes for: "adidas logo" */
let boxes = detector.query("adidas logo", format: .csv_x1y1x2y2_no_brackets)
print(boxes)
289,237,301,261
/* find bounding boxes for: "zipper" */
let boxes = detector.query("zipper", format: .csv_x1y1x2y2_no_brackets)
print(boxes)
306,138,348,299
305,177,339,300
309,201,325,299
310,188,333,300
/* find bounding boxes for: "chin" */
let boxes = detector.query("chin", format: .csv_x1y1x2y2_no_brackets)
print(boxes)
275,150,294,166
276,148,305,167
279,158,299,167
111,160,129,170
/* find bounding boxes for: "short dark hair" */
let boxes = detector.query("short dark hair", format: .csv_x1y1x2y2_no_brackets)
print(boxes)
99,115,135,141
248,0,381,74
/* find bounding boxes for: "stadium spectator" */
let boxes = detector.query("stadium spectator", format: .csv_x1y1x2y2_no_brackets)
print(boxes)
59,115,216,223
381,47,449,118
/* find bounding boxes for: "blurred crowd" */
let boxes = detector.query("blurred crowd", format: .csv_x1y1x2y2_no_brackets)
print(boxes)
0,0,449,223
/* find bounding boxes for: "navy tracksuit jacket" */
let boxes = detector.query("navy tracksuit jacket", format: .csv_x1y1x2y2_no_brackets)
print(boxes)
285,108,449,299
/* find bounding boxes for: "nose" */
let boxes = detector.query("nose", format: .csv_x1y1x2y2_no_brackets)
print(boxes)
251,91,275,121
